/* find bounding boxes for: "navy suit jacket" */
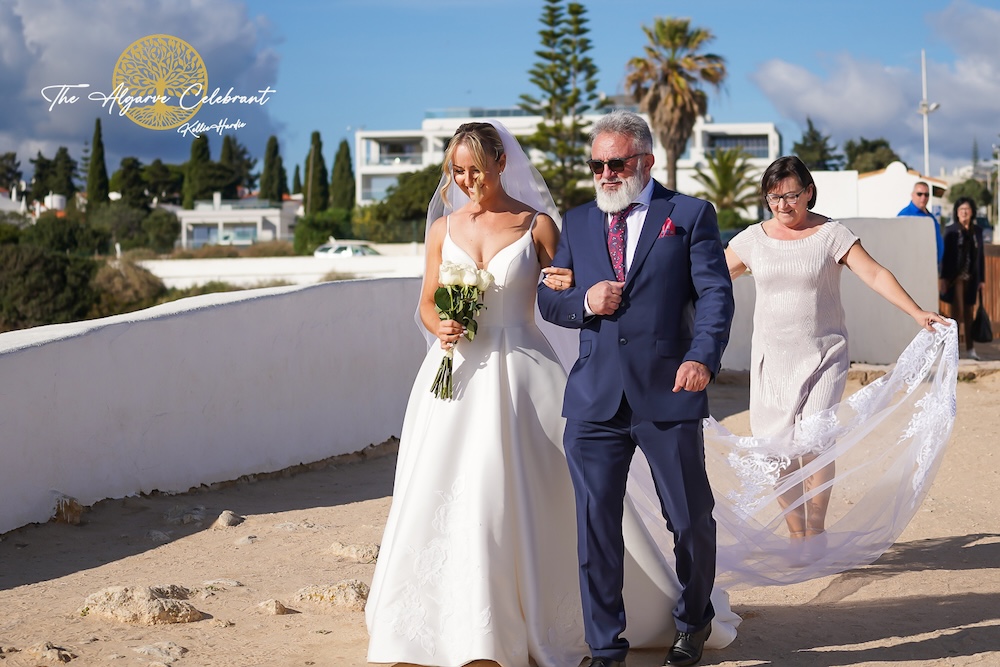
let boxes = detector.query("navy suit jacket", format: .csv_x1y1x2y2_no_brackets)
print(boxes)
538,181,734,423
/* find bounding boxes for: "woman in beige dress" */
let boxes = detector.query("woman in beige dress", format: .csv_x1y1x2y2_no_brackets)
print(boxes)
724,156,948,551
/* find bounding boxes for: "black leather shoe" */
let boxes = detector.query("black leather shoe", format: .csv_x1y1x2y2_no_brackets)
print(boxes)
588,658,626,667
665,623,711,666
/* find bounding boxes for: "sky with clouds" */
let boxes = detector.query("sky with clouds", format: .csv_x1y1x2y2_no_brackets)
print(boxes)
1,0,999,187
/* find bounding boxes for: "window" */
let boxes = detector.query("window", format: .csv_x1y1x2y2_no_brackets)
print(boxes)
707,134,770,158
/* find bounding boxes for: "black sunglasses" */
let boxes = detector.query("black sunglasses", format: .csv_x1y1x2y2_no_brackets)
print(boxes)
587,153,646,175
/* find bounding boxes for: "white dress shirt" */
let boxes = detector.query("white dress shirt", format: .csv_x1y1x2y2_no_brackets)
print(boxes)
583,178,655,316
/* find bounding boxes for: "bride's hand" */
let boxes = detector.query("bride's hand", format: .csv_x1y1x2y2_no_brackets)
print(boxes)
542,266,574,291
436,319,466,350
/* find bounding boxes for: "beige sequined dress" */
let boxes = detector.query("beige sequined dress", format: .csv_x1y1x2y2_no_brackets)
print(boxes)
726,220,859,451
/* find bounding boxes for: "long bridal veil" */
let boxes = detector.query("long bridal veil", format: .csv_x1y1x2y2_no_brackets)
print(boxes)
628,321,959,587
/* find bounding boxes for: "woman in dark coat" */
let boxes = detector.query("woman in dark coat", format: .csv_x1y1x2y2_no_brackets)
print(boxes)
940,196,987,359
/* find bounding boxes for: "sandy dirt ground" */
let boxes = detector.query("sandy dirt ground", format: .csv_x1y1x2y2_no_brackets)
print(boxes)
2,344,999,667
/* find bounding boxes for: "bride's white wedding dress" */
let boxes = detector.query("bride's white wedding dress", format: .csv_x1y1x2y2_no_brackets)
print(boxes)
366,220,740,667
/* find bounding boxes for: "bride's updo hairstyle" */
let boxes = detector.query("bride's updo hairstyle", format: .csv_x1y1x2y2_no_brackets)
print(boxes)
441,122,505,206
760,155,818,210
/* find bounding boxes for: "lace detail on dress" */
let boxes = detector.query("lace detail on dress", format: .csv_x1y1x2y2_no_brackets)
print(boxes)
383,477,492,658
898,324,959,498
719,322,958,525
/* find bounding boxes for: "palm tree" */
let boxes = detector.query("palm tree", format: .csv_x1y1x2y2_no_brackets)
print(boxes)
625,17,726,191
691,148,758,229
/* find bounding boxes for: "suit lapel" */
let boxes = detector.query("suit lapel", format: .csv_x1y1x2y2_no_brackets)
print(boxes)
587,205,617,279
627,184,675,287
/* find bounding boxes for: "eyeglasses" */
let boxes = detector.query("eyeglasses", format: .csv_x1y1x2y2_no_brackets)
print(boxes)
587,153,646,175
765,188,808,205
914,192,930,197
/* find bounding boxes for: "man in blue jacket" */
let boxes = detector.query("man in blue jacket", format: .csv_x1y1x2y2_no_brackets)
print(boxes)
898,181,943,265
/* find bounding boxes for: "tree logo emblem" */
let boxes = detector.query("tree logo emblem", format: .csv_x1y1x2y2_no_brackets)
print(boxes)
112,34,208,130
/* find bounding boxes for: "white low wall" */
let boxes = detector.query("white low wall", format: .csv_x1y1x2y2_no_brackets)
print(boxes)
140,254,425,289
0,217,937,533
0,279,424,535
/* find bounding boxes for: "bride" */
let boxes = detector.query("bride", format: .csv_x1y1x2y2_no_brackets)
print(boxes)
365,121,739,666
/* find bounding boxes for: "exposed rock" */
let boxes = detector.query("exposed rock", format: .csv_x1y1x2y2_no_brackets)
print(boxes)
295,579,369,611
201,579,243,590
149,585,192,600
28,641,76,662
132,641,188,663
235,535,258,545
210,619,235,628
258,599,295,615
146,530,172,543
163,505,206,525
211,510,244,529
80,586,203,625
329,540,379,563
52,495,85,525
274,519,319,531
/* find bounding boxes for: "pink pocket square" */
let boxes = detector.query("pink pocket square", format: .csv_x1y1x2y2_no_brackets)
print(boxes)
658,217,676,238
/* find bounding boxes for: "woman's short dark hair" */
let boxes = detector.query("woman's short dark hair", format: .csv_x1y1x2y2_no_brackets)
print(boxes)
760,155,817,210
952,196,977,225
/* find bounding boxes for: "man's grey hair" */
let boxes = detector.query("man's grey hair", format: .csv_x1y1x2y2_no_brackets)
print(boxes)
589,110,653,154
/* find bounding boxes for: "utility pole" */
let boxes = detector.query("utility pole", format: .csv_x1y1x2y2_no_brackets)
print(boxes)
917,49,940,177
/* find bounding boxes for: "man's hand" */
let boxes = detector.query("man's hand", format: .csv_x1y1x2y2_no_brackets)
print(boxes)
673,360,710,393
586,280,625,316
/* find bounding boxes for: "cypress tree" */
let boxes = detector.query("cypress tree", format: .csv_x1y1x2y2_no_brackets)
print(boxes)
259,135,282,203
87,118,109,209
292,164,302,194
182,135,211,209
303,131,329,215
28,151,53,203
278,160,288,198
217,135,241,199
330,139,356,211
114,157,149,211
50,147,78,198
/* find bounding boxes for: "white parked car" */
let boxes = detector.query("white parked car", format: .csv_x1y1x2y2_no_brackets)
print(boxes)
313,240,381,258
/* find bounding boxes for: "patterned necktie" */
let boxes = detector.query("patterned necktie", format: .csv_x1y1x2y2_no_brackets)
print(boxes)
608,203,637,281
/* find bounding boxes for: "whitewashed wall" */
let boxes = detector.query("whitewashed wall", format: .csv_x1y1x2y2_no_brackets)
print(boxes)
0,219,937,533
140,254,424,289
0,279,424,535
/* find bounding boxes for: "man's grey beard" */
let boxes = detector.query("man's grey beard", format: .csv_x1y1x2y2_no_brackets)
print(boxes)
595,171,645,213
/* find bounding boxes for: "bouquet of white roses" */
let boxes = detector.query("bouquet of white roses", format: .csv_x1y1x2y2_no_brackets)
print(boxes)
430,261,494,400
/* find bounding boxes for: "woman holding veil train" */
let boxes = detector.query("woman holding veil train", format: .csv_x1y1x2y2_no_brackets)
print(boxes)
675,155,958,583
365,120,739,667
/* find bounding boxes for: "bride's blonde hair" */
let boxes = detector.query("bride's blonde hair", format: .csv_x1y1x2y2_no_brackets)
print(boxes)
441,122,505,207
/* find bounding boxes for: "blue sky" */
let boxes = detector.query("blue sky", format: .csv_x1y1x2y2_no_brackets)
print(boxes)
2,0,999,186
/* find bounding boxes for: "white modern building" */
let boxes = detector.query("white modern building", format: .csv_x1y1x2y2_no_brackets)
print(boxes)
811,161,949,221
354,106,782,209
171,192,299,249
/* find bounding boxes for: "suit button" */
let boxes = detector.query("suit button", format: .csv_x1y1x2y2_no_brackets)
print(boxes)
619,337,627,345
569,313,577,321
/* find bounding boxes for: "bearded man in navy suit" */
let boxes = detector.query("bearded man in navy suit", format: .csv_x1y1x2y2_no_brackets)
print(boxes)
538,110,734,667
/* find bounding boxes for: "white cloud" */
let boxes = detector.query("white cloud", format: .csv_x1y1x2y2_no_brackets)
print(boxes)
0,0,281,179
751,0,1000,173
